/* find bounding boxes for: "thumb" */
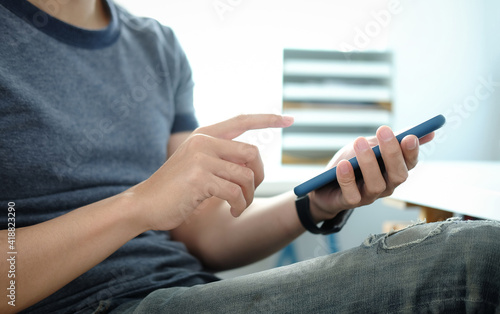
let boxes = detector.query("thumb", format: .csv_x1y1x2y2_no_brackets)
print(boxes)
195,114,294,140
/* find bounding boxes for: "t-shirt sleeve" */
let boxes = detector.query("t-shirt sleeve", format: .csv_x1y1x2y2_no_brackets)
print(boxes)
168,30,198,134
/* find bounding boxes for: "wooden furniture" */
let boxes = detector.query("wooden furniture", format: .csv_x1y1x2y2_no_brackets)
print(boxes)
386,161,500,222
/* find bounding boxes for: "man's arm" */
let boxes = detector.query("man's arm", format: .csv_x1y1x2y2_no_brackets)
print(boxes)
0,114,292,312
171,191,303,271
170,125,432,271
0,192,145,313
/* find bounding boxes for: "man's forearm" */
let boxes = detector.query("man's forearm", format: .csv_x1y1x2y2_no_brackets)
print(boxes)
0,192,145,313
171,191,308,271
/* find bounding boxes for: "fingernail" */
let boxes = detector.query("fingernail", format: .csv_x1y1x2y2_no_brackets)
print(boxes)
355,138,370,152
339,161,350,175
230,207,239,217
379,127,393,142
407,136,418,150
282,115,294,125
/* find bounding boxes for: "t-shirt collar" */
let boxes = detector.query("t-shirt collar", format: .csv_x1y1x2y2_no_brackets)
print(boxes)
0,0,120,49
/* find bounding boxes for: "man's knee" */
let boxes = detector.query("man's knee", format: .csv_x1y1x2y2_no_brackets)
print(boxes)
441,220,500,305
443,220,500,257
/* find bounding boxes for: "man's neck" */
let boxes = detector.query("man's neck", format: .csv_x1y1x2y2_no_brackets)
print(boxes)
27,0,110,30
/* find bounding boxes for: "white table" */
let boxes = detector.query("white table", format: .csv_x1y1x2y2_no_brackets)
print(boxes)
258,161,500,222
387,161,500,221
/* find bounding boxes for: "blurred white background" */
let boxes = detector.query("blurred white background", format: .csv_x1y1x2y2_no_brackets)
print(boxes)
116,0,500,163
115,0,500,275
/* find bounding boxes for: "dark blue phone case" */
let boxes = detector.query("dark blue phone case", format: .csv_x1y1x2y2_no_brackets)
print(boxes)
293,114,446,197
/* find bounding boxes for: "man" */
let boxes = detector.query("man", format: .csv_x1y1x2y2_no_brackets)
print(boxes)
1,0,499,313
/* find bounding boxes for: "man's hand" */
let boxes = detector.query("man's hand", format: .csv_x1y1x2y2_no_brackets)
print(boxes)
129,114,293,232
309,126,435,222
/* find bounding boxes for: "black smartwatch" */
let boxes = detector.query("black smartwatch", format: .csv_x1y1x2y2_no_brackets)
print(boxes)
295,195,343,235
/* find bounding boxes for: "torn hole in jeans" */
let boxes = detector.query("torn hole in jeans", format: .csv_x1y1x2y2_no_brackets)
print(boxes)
363,217,462,250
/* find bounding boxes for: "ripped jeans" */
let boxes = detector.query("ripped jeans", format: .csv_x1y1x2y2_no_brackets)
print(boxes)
102,219,500,313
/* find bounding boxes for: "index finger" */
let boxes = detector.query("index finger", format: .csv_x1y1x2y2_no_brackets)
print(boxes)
195,114,294,140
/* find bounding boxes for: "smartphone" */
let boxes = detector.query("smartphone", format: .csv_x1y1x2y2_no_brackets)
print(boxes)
293,114,446,197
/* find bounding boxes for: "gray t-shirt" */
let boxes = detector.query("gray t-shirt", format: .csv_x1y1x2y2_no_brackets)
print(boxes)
0,0,219,312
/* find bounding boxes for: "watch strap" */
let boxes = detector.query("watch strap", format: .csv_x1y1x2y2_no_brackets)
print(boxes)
295,195,349,235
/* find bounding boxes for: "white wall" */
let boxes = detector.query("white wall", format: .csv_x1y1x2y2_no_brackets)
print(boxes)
389,0,500,161
115,0,390,124
486,1,500,159
116,0,392,168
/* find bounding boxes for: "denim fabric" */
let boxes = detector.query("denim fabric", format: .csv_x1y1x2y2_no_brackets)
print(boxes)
97,219,500,313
